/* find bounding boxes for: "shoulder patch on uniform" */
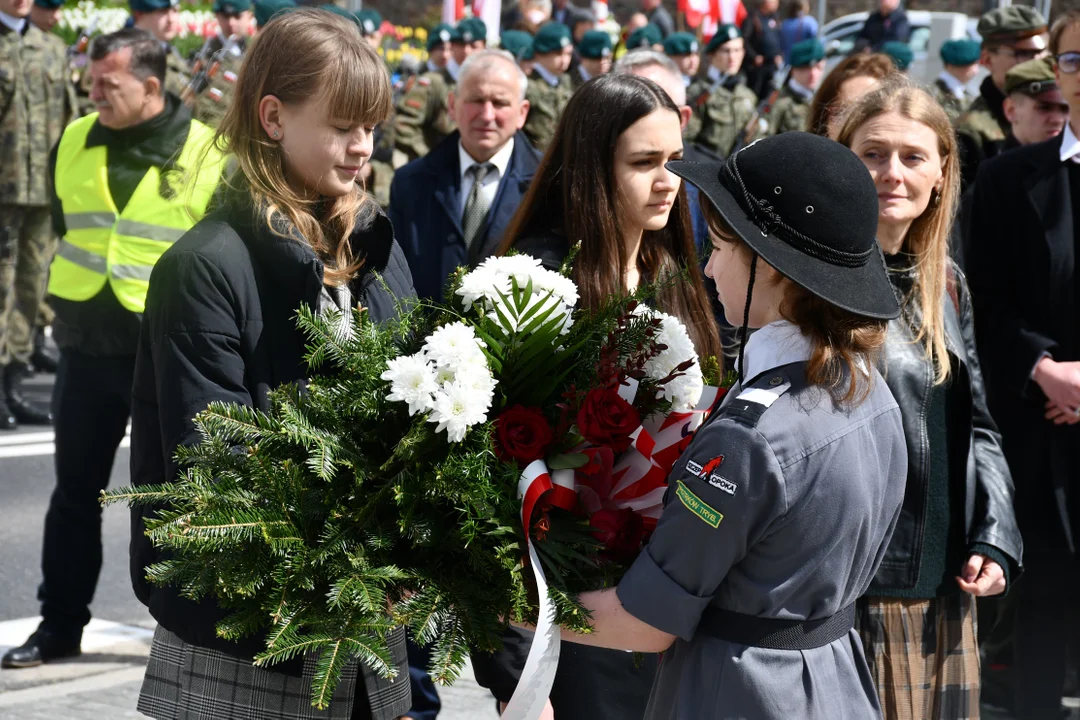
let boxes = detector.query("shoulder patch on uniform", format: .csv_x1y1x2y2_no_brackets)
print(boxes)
405,99,423,109
686,455,724,479
695,91,711,108
676,480,724,528
418,76,431,86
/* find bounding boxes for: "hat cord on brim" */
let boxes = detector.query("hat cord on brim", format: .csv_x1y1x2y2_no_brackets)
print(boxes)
738,254,758,386
722,159,874,268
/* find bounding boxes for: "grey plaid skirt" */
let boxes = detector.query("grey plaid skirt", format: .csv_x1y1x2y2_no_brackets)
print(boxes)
137,625,410,720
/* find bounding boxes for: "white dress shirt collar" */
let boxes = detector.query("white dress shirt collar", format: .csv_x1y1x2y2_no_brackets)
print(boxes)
788,77,814,101
447,57,461,82
706,65,729,86
534,63,561,87
936,70,966,100
1061,122,1080,164
578,65,592,83
427,59,441,74
0,9,28,34
739,321,813,384
459,137,515,184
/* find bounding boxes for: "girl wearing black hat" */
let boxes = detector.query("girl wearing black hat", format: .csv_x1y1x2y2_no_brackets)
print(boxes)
836,79,1021,719
546,132,910,718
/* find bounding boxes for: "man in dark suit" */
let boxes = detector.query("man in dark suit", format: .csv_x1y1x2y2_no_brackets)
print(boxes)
390,48,542,302
966,12,1080,718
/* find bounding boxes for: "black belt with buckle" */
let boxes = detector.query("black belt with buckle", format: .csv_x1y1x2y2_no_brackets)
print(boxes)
696,603,856,650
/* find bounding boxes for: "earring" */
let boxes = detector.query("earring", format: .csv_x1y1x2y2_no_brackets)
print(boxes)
931,188,941,207
272,130,280,139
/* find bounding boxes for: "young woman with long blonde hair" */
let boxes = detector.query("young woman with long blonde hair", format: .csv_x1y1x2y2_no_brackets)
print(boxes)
128,9,415,719
837,79,1022,719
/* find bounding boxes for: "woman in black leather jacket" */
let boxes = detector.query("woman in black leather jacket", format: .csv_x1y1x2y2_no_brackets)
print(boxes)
836,79,1022,718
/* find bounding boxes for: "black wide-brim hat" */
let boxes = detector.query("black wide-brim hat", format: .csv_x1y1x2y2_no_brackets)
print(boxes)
668,133,900,320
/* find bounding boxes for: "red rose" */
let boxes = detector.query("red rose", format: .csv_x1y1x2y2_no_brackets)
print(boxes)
494,405,554,464
576,388,641,452
590,508,646,561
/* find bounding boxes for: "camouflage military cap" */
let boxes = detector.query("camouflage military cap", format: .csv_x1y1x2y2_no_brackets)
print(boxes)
213,0,251,13
578,29,612,59
882,41,913,70
940,38,980,66
978,5,1047,44
788,37,824,67
534,21,573,54
663,31,699,56
705,24,741,53
626,23,662,50
457,17,487,44
428,23,456,50
500,29,533,58
355,8,381,36
33,0,63,9
130,0,178,13
254,0,294,26
1004,56,1057,96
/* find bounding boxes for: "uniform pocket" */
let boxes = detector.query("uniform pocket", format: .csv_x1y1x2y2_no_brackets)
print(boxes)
706,99,734,125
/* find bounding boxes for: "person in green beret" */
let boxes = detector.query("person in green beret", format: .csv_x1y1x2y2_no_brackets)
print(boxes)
523,22,574,149
449,17,488,81
253,0,295,29
394,22,459,162
190,0,251,127
663,31,700,87
355,8,382,49
881,40,913,72
933,38,980,121
500,28,532,60
573,29,612,89
955,5,1049,187
764,36,823,135
685,24,758,156
625,22,663,52
129,0,189,98
212,0,253,48
29,0,62,32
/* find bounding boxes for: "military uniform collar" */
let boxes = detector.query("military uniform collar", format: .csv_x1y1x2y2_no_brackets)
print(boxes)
0,9,28,34
936,70,966,99
739,321,813,385
534,63,561,87
1060,122,1080,164
706,65,729,87
787,77,814,101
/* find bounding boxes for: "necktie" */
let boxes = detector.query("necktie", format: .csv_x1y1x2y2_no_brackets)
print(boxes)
462,162,495,249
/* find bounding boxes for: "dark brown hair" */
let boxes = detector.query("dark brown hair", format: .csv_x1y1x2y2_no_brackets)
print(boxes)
1050,11,1080,56
807,53,897,136
701,200,887,405
497,73,721,362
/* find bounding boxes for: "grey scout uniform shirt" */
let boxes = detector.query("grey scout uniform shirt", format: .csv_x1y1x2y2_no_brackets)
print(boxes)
616,321,908,720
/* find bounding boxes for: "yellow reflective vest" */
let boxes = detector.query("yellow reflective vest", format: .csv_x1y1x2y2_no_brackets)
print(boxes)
48,112,226,313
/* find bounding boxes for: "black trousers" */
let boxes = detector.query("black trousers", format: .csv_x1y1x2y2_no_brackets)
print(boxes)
37,350,135,640
1012,551,1080,719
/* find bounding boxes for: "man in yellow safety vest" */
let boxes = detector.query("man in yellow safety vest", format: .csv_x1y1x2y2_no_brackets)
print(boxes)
0,27,226,670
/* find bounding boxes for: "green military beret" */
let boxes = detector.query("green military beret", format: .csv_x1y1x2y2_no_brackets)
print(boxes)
1004,56,1057,96
788,37,824,67
533,22,573,54
130,0,178,13
522,40,535,60
321,4,355,22
663,31,699,57
457,17,487,44
355,8,381,36
578,29,613,59
500,29,533,58
254,0,294,26
213,0,251,13
977,5,1047,44
626,23,662,50
428,23,455,50
940,38,980,67
33,0,63,9
705,24,741,53
882,41,913,70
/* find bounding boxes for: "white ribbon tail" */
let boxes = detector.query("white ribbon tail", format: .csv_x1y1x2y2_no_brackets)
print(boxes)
501,542,561,720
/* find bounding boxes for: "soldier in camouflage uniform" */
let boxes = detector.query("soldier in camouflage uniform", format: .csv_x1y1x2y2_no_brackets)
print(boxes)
764,37,823,135
523,22,574,150
394,23,457,162
686,24,758,157
29,0,61,32
190,0,251,127
571,29,611,90
0,0,77,427
129,0,190,98
955,6,1048,188
932,38,980,122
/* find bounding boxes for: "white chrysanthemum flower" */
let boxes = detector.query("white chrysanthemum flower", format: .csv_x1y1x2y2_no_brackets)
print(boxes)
456,265,510,312
381,353,438,416
428,380,491,442
531,268,580,308
423,322,487,369
634,307,705,411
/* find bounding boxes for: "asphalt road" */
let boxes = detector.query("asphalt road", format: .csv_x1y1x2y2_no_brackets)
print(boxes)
0,369,495,719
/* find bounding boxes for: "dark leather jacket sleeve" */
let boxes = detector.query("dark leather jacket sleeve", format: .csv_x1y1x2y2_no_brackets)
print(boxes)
955,266,1023,575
